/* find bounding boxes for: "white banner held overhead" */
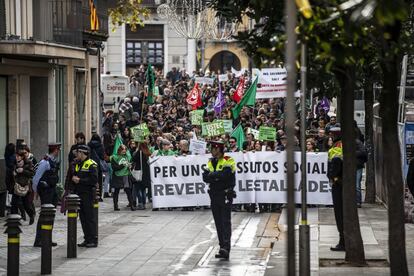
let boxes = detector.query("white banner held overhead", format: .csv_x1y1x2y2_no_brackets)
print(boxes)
218,74,229,82
189,139,207,155
150,152,332,208
195,77,215,86
231,67,247,77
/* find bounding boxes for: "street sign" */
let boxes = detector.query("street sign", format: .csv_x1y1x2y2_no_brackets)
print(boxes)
101,75,129,98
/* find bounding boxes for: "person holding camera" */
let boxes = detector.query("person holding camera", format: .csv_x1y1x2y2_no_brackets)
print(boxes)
32,142,61,247
202,140,236,260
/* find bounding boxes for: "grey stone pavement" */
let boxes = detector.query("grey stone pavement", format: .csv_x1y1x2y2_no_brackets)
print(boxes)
0,194,280,276
265,204,414,276
1,193,414,276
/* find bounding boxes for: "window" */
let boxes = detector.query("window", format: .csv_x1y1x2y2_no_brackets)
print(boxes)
126,41,163,65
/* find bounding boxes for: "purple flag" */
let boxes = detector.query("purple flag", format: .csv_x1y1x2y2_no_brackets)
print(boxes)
319,96,330,112
214,81,226,114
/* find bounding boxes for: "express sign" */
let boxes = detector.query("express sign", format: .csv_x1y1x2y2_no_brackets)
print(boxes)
101,75,129,98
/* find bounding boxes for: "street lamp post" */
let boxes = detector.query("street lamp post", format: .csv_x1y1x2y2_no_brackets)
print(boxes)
285,0,298,275
299,42,310,276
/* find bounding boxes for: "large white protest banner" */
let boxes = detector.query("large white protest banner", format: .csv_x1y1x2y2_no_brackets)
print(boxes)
150,152,332,208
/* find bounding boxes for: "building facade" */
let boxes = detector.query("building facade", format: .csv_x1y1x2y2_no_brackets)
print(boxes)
104,1,249,77
0,0,109,178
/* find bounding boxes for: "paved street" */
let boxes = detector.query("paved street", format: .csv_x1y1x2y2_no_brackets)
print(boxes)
0,194,279,276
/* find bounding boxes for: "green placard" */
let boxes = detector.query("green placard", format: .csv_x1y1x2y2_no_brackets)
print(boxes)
215,120,233,134
259,126,276,141
202,121,226,137
131,123,150,142
190,110,204,126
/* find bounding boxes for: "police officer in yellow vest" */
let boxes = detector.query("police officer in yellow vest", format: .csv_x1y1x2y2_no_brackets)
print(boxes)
202,140,236,260
327,126,345,251
71,145,98,248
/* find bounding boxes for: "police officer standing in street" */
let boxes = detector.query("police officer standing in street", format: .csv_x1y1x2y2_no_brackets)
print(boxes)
72,145,99,248
327,127,345,251
32,142,61,247
202,140,236,260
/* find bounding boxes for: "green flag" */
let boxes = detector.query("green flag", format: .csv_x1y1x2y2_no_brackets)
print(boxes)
231,123,246,150
146,64,155,105
112,133,131,159
232,76,258,119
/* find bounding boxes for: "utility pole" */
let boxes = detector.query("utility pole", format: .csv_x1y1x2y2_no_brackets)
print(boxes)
285,1,298,275
299,43,310,276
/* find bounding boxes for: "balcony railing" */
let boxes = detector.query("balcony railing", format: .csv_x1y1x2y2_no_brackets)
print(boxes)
33,0,108,47
33,0,83,46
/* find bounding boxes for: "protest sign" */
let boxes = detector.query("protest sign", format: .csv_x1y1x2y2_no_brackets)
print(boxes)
218,74,229,82
215,120,233,134
247,128,260,140
231,67,247,77
189,139,207,155
131,123,150,142
201,121,225,137
195,77,215,86
259,126,277,141
190,110,204,125
149,152,332,208
252,68,287,98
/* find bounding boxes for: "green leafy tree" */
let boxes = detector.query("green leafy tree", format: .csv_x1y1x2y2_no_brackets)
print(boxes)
108,0,150,31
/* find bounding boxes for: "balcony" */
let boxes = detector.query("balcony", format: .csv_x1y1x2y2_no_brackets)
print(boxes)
32,0,108,48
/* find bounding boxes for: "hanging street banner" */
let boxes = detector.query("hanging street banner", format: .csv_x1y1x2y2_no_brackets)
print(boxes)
131,123,150,142
201,121,225,137
190,110,204,125
259,126,277,141
149,152,332,208
195,77,215,86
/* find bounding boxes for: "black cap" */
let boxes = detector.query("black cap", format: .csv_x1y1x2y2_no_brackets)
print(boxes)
77,145,90,154
48,142,61,150
210,141,225,149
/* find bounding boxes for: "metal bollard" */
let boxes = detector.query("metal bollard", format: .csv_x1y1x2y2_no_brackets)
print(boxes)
66,194,80,258
40,204,56,275
4,214,22,276
94,187,99,245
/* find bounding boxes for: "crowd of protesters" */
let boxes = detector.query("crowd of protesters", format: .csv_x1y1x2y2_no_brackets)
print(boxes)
0,65,368,220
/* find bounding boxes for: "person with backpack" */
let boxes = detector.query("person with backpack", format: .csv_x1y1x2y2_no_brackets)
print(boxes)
32,142,61,247
88,134,106,201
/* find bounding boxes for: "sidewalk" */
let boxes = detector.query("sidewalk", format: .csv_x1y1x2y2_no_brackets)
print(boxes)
0,194,280,276
265,204,414,275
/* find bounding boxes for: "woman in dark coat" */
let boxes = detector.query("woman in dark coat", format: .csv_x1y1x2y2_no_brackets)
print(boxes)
11,149,34,223
88,134,105,201
131,142,151,210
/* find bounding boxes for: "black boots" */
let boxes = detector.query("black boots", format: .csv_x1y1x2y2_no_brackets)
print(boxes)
113,196,120,211
215,248,230,260
330,236,345,251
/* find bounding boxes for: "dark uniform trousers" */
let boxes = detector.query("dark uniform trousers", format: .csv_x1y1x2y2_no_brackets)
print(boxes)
74,158,98,244
331,179,344,244
78,189,97,243
209,191,233,252
34,186,58,245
